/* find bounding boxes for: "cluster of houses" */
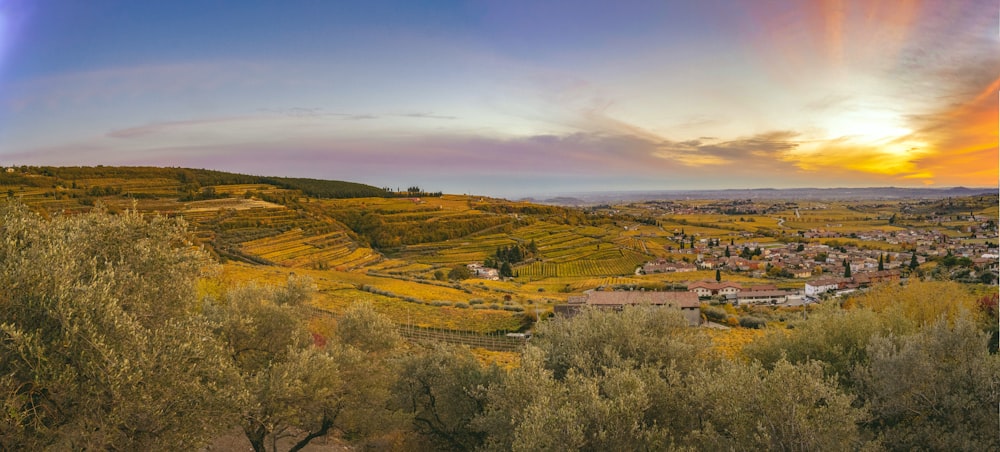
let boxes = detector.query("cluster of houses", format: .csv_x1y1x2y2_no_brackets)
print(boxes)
685,281,798,305
641,228,997,281
642,259,697,274
552,268,907,324
803,270,901,297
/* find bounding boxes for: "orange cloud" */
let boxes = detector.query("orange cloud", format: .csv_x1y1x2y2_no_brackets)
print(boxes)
907,76,999,186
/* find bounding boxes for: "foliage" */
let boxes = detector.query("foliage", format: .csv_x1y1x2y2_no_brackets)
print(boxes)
851,280,984,331
474,308,863,451
0,201,238,450
205,278,402,452
677,359,864,450
260,176,390,198
448,264,472,281
854,316,1000,451
391,344,501,451
744,303,884,386
530,305,710,379
738,315,767,329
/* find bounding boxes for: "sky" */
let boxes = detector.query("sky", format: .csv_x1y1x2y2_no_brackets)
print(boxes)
0,0,996,197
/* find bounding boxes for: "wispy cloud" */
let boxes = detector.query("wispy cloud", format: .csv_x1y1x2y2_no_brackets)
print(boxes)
106,116,256,138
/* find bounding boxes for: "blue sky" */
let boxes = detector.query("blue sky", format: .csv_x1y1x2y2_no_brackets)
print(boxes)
0,0,996,197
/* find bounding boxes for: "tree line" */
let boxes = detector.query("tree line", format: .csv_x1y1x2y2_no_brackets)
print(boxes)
0,165,439,200
483,241,538,277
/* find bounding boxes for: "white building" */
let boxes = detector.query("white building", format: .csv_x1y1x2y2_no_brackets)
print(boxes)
805,278,842,297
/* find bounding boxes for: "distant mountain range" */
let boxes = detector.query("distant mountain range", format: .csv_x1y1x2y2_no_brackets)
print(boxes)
521,187,999,205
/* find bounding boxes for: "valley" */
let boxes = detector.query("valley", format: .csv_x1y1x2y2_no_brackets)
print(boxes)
3,165,996,338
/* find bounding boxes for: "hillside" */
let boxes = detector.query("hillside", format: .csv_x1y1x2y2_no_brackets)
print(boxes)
2,166,997,336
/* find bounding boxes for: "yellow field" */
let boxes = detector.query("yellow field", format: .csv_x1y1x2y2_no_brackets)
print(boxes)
706,327,767,360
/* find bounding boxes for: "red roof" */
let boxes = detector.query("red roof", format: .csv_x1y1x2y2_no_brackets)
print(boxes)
687,281,742,290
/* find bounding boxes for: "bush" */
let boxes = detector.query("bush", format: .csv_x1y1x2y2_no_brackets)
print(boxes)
739,316,767,329
702,306,728,323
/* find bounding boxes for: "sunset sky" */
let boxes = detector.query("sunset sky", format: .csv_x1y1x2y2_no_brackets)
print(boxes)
0,0,996,196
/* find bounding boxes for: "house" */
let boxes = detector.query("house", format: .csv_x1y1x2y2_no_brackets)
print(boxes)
726,290,790,306
642,259,697,274
805,278,843,297
698,258,722,269
791,268,814,278
555,290,701,325
851,270,901,286
973,257,999,272
466,263,499,281
687,281,742,298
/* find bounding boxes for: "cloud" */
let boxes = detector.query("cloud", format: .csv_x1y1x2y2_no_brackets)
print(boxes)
396,112,457,120
106,117,255,138
255,108,458,121
653,131,801,168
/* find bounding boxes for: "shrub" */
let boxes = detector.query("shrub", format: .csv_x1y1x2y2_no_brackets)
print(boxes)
739,316,767,329
702,306,728,323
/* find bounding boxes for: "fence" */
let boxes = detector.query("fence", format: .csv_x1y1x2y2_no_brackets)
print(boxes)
397,324,527,352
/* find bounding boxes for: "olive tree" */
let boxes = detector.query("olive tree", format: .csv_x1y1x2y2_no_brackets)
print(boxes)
391,344,501,451
678,359,864,451
854,316,1000,451
206,281,403,452
0,202,238,450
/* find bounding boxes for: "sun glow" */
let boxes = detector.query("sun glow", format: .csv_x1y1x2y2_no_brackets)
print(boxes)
824,111,913,144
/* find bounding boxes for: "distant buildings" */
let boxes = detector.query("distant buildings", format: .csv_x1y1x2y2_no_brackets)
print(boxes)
642,259,697,274
686,281,794,306
804,270,901,297
687,281,742,297
466,263,499,280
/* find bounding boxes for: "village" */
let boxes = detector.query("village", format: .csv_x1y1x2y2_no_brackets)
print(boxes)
472,210,999,319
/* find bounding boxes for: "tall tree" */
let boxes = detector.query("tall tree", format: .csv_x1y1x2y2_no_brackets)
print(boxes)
500,262,514,278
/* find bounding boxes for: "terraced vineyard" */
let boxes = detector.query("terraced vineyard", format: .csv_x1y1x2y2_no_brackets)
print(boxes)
241,228,379,269
516,249,648,278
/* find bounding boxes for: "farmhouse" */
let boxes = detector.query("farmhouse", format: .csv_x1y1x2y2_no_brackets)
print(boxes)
687,281,742,298
466,263,500,280
804,278,843,297
642,259,697,274
726,290,790,306
555,290,701,325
